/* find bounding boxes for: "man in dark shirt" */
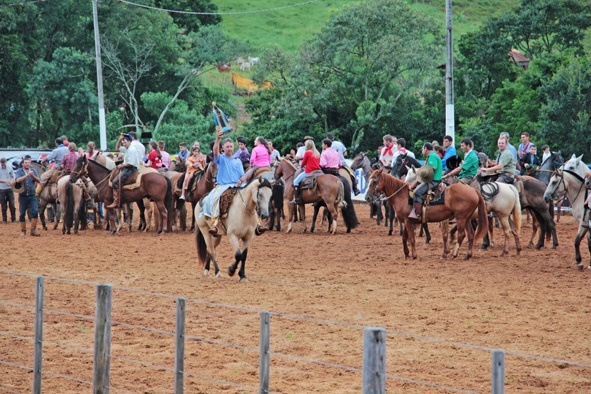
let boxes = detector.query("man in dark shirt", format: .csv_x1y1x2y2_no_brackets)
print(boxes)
14,155,41,236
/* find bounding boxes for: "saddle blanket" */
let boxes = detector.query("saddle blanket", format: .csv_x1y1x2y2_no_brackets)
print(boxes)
109,167,158,190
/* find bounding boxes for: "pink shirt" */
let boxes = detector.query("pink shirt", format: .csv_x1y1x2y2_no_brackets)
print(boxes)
160,150,171,170
250,144,271,167
320,147,341,169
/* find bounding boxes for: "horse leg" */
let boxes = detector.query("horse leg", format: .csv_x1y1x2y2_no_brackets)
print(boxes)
574,226,587,268
107,208,117,235
53,204,61,230
422,223,431,244
39,201,48,230
499,215,511,257
285,202,294,234
586,230,591,269
452,220,467,259
527,213,538,248
299,203,308,233
401,224,410,259
155,201,166,235
388,208,394,236
406,221,417,259
310,204,320,233
440,221,450,259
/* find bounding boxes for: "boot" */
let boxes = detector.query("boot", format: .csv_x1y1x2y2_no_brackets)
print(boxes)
291,186,301,204
208,218,220,236
106,190,120,209
30,218,40,237
35,183,44,196
408,202,422,221
20,222,26,236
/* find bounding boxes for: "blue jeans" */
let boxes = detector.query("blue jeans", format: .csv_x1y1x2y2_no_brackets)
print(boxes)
294,171,307,186
19,193,39,221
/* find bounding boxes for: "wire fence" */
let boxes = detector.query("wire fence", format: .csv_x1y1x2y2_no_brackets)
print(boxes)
0,270,591,393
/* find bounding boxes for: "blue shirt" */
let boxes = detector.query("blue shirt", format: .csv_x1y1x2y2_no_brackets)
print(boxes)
442,145,457,171
178,150,188,160
14,167,39,196
45,145,69,167
215,154,244,185
507,143,518,163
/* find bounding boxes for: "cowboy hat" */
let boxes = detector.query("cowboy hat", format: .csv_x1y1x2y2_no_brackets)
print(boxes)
10,179,25,194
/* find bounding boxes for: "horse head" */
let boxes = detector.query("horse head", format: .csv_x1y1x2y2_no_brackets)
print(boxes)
404,165,417,183
366,168,384,204
69,155,88,183
564,154,588,177
351,152,365,170
255,177,274,220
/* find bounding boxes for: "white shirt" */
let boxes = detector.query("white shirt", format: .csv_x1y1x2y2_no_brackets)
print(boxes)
295,146,306,160
131,140,146,158
380,144,398,167
331,140,347,166
124,144,141,168
392,149,415,163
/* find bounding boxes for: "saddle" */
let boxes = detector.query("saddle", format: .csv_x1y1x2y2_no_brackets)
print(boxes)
425,183,446,206
219,188,239,217
300,170,324,190
109,167,158,190
50,169,62,183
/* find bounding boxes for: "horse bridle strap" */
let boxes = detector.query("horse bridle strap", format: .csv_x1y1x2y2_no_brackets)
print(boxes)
238,180,272,215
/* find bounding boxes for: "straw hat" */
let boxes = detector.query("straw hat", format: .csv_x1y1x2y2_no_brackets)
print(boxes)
10,179,25,194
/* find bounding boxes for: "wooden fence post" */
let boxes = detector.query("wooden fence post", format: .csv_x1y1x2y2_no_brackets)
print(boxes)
362,327,386,394
32,276,44,394
259,311,270,394
491,349,505,394
174,297,186,394
93,284,112,394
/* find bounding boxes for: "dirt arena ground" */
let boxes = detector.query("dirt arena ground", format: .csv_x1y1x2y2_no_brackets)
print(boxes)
1,202,591,393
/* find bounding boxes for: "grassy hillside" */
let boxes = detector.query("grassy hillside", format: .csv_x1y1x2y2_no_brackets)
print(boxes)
214,0,521,54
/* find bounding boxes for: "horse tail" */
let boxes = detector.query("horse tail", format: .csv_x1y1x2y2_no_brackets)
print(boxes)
474,190,489,241
337,175,359,230
336,179,346,209
195,227,208,267
511,185,522,234
65,181,75,229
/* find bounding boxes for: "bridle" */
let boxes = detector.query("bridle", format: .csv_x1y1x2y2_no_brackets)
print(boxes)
238,178,273,216
550,167,585,204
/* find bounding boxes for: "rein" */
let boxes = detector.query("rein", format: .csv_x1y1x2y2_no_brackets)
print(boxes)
380,176,410,200
238,180,272,216
558,168,587,204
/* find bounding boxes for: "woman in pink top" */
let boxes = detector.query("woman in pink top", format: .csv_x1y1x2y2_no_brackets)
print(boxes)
85,141,99,160
238,136,271,185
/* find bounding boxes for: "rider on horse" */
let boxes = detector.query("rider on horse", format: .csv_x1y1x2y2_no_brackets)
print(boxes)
408,142,443,221
107,134,140,209
326,132,360,195
480,136,516,184
201,128,267,236
36,137,68,196
442,138,479,184
180,145,206,200
292,139,321,203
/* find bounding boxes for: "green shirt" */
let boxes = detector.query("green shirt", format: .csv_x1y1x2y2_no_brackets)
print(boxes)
426,151,443,181
497,148,516,175
458,149,479,178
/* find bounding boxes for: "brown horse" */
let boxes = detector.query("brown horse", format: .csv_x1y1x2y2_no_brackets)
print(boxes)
69,155,173,235
165,162,217,231
274,159,347,234
367,169,488,260
56,175,85,235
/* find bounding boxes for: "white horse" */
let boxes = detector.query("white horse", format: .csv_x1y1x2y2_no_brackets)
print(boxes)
248,56,260,66
544,154,591,269
240,61,251,71
195,177,273,281
405,166,522,256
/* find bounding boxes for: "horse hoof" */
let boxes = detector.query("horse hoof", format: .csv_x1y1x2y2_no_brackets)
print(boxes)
228,267,236,277
215,271,222,278
203,270,209,277
576,263,584,271
239,277,248,283
464,254,472,260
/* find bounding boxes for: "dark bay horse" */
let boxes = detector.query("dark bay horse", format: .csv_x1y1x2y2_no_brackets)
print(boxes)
367,169,488,260
70,156,173,235
195,177,273,281
56,175,85,235
533,151,564,222
274,159,348,234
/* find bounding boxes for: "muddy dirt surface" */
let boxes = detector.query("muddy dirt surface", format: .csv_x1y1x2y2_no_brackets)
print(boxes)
1,202,590,393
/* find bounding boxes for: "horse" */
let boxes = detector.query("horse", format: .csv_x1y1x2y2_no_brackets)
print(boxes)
274,159,348,234
56,175,86,235
352,153,398,234
217,63,231,73
544,154,591,269
533,151,565,221
367,168,488,260
195,177,273,281
92,152,145,232
406,167,522,256
268,178,284,231
69,155,173,235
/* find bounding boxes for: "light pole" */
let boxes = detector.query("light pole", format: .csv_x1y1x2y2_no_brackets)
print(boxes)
445,0,455,144
92,0,107,151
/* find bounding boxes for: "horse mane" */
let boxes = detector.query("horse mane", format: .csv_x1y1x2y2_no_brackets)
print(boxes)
381,170,407,192
87,156,111,172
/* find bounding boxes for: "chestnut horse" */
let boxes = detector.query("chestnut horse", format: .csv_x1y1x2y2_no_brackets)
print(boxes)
274,159,346,234
69,155,173,235
367,169,488,260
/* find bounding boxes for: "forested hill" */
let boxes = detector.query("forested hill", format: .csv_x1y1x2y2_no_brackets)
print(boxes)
215,0,521,53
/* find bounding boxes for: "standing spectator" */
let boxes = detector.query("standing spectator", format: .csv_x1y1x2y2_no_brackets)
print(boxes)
441,135,457,173
519,144,541,175
158,141,170,171
379,134,397,168
0,157,16,224
61,143,79,174
14,155,41,236
233,136,251,171
178,142,189,161
147,141,162,170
